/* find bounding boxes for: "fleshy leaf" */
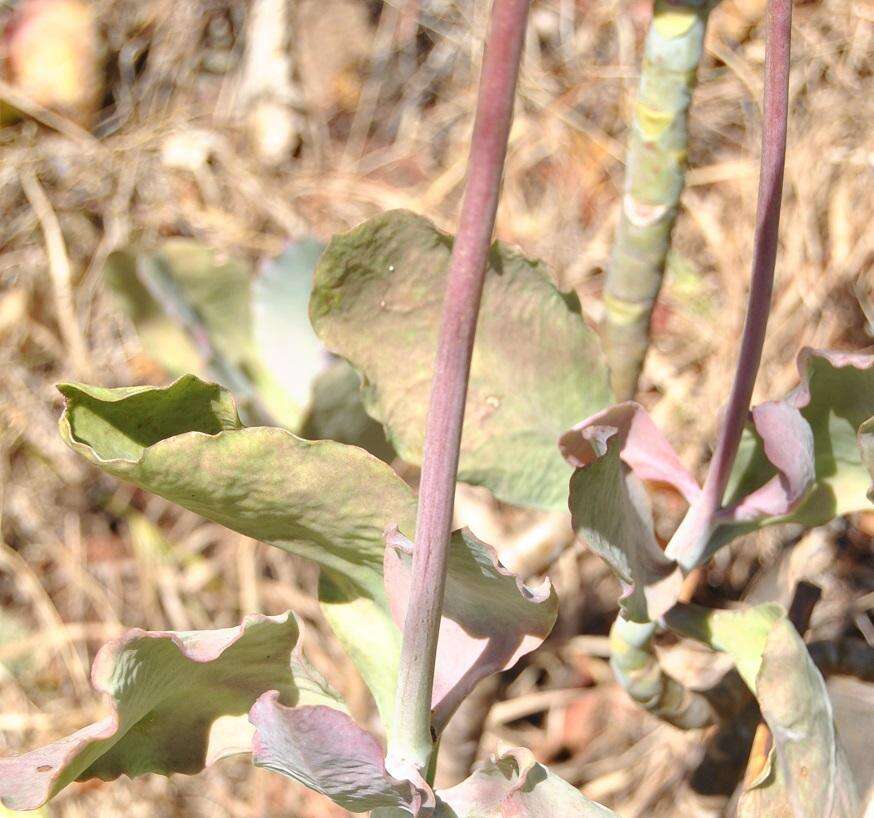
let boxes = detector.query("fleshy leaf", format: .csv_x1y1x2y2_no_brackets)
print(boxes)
105,241,391,451
435,747,619,817
563,350,874,581
560,404,684,621
560,401,701,503
253,240,330,409
58,376,417,726
665,604,861,817
663,603,784,689
309,209,612,510
720,349,874,541
0,613,302,811
300,359,395,463
384,527,558,732
250,692,433,815
719,400,815,523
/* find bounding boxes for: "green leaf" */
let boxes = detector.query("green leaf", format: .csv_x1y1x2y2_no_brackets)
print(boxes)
664,604,861,817
0,613,308,811
435,748,619,817
104,247,201,375
560,404,684,621
738,619,861,818
310,209,612,510
105,240,393,456
104,240,279,426
58,376,417,727
300,359,395,463
253,240,330,423
385,527,558,732
663,603,784,689
721,349,874,538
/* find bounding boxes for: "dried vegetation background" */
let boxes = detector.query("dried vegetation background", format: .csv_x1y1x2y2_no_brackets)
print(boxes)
0,0,872,815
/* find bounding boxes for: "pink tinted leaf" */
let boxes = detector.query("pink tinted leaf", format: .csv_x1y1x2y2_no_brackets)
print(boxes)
384,526,557,734
559,402,701,503
561,405,684,621
57,376,416,728
708,348,874,558
719,399,814,521
0,613,301,811
249,693,433,814
435,747,618,816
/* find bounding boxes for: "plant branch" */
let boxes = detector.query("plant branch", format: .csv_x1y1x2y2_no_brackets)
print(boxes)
667,0,793,569
387,0,530,775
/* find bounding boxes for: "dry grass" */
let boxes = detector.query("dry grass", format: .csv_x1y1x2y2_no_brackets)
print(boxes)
0,0,872,816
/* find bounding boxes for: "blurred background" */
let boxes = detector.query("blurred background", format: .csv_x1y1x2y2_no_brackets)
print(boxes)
0,0,872,815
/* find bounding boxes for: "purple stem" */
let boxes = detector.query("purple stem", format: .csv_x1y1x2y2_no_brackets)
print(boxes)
388,0,530,773
668,0,792,569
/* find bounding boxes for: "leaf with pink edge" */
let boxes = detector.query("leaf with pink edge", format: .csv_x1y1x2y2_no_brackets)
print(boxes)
434,748,619,817
0,613,312,811
718,349,874,542
249,692,433,815
384,526,558,733
57,376,416,727
559,403,685,621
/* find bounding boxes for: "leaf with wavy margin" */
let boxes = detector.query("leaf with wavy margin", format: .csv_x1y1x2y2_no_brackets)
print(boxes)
0,613,314,811
665,604,861,817
435,747,619,817
559,403,685,621
717,349,874,546
250,692,433,814
250,698,616,818
561,349,873,586
57,376,416,726
384,527,557,732
310,209,612,510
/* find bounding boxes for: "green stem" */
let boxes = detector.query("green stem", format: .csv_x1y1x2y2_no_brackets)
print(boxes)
602,0,714,400
610,615,717,729
386,0,529,777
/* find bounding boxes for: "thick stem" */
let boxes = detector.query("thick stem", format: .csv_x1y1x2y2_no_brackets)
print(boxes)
667,0,792,569
602,0,714,401
387,0,530,774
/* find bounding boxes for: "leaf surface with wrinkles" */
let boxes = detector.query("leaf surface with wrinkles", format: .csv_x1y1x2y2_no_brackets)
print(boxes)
0,613,306,811
310,209,612,510
58,376,416,726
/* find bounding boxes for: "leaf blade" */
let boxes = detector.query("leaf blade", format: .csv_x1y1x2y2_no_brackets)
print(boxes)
58,377,417,727
310,209,612,510
0,613,302,811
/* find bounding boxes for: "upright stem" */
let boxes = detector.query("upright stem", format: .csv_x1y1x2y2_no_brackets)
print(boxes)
667,0,792,569
388,0,530,774
602,0,713,401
